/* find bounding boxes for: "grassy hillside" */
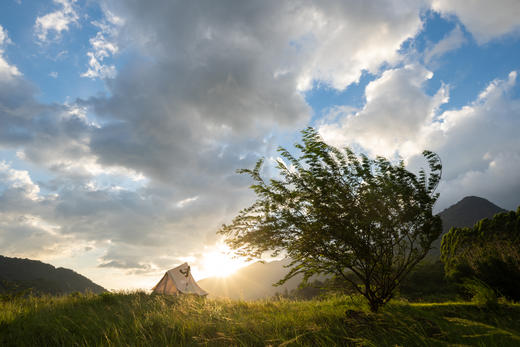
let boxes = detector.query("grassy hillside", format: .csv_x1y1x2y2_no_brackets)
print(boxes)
1,292,519,346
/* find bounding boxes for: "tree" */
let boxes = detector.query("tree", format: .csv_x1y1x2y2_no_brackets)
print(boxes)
219,128,443,312
441,207,520,301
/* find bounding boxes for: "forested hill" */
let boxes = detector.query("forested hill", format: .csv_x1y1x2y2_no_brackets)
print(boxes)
0,255,106,295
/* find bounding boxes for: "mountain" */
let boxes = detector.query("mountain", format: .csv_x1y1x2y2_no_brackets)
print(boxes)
429,196,506,256
0,255,106,295
200,196,508,300
438,196,506,234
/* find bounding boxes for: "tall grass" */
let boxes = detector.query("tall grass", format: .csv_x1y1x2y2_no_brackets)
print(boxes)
1,292,519,346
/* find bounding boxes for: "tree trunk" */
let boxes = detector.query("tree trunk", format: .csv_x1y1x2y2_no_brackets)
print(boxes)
368,301,380,313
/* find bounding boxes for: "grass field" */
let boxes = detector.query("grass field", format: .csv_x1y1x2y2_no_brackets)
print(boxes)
1,292,519,346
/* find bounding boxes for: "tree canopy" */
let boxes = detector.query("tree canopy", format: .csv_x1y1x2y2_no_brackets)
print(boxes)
441,207,520,301
219,128,443,312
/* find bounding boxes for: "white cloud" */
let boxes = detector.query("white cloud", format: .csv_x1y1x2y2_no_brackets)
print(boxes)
34,0,78,43
0,58,21,80
0,25,11,46
81,10,122,79
0,161,41,201
0,163,64,259
176,196,199,208
431,0,520,43
0,25,21,79
424,25,466,64
49,71,58,78
320,68,520,210
320,64,448,158
81,52,116,79
438,152,520,212
294,1,425,91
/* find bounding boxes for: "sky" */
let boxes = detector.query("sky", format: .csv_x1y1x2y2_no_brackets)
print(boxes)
0,0,519,290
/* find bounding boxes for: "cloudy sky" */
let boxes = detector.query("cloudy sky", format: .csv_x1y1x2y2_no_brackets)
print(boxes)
0,0,519,289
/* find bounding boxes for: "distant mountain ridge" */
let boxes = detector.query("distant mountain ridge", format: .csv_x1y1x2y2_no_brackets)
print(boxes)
429,196,506,256
200,196,509,299
0,255,106,295
198,258,302,300
438,196,506,233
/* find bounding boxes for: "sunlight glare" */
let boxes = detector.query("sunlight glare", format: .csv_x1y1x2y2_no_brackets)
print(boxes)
200,243,247,278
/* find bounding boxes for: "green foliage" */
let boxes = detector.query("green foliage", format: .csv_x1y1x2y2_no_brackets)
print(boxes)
1,292,520,346
441,207,520,301
462,278,499,308
219,127,443,312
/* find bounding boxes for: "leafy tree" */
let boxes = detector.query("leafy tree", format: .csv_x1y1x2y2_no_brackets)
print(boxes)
219,128,442,312
441,207,520,301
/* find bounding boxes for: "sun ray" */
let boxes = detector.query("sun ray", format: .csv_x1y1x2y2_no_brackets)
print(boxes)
199,243,248,278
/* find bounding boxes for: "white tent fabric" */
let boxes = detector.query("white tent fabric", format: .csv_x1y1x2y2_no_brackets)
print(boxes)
152,262,208,296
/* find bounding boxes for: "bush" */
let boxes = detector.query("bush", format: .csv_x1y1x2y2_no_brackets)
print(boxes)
462,278,498,309
441,207,520,301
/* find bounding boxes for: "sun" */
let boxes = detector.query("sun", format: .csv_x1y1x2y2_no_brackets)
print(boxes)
200,244,247,278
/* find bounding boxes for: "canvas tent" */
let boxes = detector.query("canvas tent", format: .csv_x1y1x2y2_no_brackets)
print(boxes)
152,263,208,296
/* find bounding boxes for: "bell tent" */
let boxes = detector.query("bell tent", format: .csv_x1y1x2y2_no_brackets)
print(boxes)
152,263,208,296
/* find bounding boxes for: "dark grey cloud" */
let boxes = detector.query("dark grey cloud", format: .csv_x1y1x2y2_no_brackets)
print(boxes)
71,0,425,272
1,1,431,283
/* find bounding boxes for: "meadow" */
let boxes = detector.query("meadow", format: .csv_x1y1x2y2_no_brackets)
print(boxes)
1,292,520,346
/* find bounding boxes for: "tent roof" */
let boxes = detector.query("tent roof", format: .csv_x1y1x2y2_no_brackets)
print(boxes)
152,262,208,296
